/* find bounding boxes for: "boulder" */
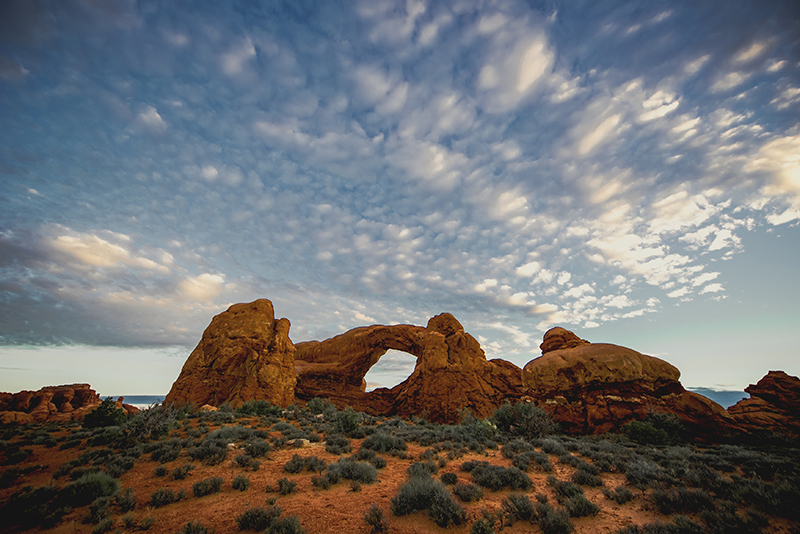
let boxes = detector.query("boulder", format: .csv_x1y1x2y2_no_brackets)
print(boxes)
728,371,800,436
295,312,524,423
522,327,737,434
165,299,297,408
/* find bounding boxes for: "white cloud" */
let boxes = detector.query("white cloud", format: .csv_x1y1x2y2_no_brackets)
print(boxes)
135,105,167,133
699,283,724,294
221,38,256,76
746,134,800,201
515,261,541,278
179,274,225,302
578,114,621,155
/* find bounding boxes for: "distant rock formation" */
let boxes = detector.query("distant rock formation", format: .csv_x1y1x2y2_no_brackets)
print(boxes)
728,371,800,436
295,312,524,423
521,327,738,434
165,299,296,408
0,384,138,425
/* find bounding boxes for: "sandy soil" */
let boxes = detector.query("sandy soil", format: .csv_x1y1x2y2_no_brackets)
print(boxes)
2,419,797,534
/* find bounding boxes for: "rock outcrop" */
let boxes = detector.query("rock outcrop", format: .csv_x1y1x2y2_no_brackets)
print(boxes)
295,313,524,423
728,371,800,436
522,327,738,434
0,384,138,425
165,299,297,408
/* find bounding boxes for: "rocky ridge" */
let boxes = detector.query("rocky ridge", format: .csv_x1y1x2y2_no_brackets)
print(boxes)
0,384,138,425
727,370,800,436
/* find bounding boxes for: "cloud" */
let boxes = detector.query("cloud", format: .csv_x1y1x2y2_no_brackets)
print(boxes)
179,274,225,302
135,105,167,133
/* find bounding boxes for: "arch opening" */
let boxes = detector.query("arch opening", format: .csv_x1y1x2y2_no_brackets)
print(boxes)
363,349,417,392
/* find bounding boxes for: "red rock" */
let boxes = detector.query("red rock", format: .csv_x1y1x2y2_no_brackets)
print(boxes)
728,371,800,435
0,384,105,425
522,327,737,434
295,312,524,423
165,299,297,408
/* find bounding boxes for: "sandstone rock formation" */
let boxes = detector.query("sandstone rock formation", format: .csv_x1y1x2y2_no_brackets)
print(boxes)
728,371,800,436
522,327,738,434
0,384,138,425
295,313,524,423
165,299,296,408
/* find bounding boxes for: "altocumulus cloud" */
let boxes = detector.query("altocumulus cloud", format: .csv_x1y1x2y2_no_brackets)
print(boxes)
0,0,799,370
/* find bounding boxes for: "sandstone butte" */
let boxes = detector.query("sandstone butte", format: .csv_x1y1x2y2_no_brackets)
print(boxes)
0,384,138,425
727,370,800,436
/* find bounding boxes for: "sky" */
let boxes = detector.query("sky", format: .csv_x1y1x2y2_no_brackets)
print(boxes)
1,0,799,399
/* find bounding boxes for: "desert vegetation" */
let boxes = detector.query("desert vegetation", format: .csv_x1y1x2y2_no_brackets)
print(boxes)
0,398,798,533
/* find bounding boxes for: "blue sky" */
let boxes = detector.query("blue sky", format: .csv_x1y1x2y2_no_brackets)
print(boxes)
1,0,799,397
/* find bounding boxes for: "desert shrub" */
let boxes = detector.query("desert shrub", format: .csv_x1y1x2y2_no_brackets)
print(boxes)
188,438,227,465
284,454,306,474
615,515,706,534
536,502,574,534
307,397,337,417
61,472,120,507
238,400,281,416
115,487,136,512
153,465,168,477
571,467,603,487
328,458,378,483
232,474,250,491
84,398,126,429
547,475,584,503
236,505,282,530
361,433,407,454
120,403,179,443
172,463,194,480
491,402,556,439
626,459,662,491
371,455,387,469
122,513,137,529
244,438,272,457
277,477,297,495
177,520,212,534
463,461,532,491
502,438,535,458
150,487,185,507
652,487,714,514
622,421,670,446
408,461,438,478
234,453,261,471
391,476,440,515
471,518,496,534
540,438,568,456
149,439,182,462
564,494,600,517
441,472,458,485
603,485,634,504
453,481,484,502
429,485,466,527
2,484,68,529
192,477,223,497
502,492,536,524
91,517,114,534
139,515,157,530
334,407,362,436
325,434,351,455
104,453,136,477
364,503,388,534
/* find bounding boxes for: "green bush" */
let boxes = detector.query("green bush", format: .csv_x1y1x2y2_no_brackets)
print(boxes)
361,433,407,454
328,458,378,483
232,474,250,491
234,454,261,471
325,434,351,455
603,486,634,504
150,487,185,507
277,477,297,495
236,506,282,530
83,398,126,429
491,402,556,439
176,520,212,534
244,438,272,457
192,477,224,497
462,461,532,491
237,400,281,416
471,518,496,534
536,502,574,534
92,517,114,534
61,472,121,507
502,492,536,524
334,408,361,436
652,487,715,515
1,485,67,529
440,472,458,485
453,482,483,502
364,503,388,534
622,421,670,446
428,485,465,527
188,438,228,465
172,463,194,480
407,461,438,478
571,467,603,487
564,494,600,517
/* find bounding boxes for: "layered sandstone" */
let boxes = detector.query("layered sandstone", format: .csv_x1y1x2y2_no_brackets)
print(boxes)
165,299,297,408
0,384,138,425
728,371,800,436
522,327,737,434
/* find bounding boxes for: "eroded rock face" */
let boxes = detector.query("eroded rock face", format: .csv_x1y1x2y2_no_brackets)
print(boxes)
295,313,524,423
728,371,800,436
522,327,737,434
0,384,138,425
165,299,297,408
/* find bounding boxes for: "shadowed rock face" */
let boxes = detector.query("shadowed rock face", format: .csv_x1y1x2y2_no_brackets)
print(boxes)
0,384,138,425
296,313,524,423
165,299,296,408
728,371,800,436
522,327,737,434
